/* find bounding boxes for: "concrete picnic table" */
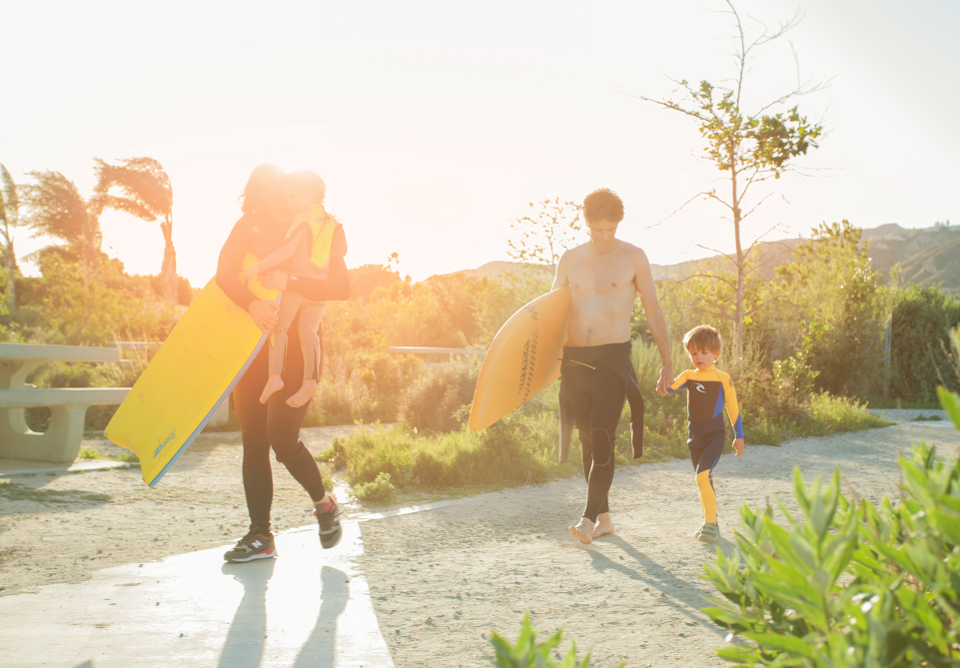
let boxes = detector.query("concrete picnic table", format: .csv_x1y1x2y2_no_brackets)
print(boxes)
0,343,131,462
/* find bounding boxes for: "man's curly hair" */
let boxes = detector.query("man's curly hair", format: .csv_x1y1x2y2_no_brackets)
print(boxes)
583,188,625,224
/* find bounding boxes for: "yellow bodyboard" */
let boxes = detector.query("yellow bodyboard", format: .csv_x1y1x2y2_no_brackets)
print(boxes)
469,287,570,430
105,253,276,486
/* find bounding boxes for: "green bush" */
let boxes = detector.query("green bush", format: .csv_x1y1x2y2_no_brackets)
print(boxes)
304,379,361,426
342,401,568,492
701,386,960,666
772,350,819,400
315,437,347,470
398,362,478,433
36,254,178,346
353,472,396,504
890,285,960,402
490,612,621,668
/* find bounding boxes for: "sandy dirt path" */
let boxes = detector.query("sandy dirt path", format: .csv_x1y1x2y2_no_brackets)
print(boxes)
1,417,957,667
354,419,959,668
0,425,366,598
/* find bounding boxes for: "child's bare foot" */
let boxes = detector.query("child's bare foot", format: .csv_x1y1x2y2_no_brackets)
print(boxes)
260,374,284,404
285,379,319,408
569,518,594,545
592,513,615,539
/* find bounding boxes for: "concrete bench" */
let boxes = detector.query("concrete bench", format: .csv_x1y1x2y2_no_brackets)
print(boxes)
0,344,132,463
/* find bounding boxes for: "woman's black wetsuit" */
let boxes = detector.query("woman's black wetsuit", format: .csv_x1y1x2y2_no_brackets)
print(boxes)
216,212,350,531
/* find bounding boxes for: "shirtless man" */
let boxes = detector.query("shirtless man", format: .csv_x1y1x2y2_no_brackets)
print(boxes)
553,188,673,544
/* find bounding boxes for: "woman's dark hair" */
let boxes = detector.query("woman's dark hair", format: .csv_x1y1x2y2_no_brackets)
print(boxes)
239,163,286,215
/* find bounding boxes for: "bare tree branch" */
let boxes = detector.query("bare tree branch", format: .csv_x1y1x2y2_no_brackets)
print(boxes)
646,190,715,229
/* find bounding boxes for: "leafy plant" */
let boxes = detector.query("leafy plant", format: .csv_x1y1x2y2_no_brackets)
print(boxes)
397,362,478,434
772,349,819,400
315,437,347,470
701,385,960,666
774,221,890,397
353,472,396,505
489,612,621,668
889,285,960,402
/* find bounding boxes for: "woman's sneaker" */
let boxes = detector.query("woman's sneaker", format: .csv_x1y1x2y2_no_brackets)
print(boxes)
697,523,720,543
314,496,343,549
224,531,277,562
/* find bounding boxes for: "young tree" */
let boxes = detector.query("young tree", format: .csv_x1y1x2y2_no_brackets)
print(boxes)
506,197,582,267
0,164,21,312
93,158,176,302
629,0,823,360
774,220,888,396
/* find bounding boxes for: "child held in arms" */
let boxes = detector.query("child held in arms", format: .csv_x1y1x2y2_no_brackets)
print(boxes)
667,324,745,543
242,171,340,408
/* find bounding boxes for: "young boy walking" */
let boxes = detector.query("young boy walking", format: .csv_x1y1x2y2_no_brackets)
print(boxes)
668,325,745,543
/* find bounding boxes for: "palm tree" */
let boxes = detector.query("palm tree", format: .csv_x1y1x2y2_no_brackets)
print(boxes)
22,170,104,265
95,158,176,302
0,164,21,312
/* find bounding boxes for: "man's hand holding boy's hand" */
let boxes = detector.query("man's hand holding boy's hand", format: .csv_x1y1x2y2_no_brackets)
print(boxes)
656,366,673,396
733,438,745,456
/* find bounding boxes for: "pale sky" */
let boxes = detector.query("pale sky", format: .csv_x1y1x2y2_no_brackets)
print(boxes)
2,0,957,286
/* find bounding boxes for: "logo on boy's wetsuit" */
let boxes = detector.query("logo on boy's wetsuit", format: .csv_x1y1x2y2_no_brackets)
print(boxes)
693,382,706,393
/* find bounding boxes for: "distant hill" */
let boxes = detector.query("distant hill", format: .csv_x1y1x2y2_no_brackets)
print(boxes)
895,236,960,289
649,238,804,282
647,222,960,291
433,261,553,282
447,223,960,292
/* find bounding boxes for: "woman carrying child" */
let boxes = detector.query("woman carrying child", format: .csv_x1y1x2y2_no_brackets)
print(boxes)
216,163,350,562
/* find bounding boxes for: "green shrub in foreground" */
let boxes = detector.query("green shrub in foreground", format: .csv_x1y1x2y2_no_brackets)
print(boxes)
702,386,960,666
491,613,623,668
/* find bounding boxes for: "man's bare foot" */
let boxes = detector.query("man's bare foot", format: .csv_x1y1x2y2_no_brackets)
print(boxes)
260,374,284,404
592,513,615,539
285,379,319,408
569,518,594,545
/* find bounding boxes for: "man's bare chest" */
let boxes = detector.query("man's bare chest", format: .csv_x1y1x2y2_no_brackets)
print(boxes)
567,261,636,298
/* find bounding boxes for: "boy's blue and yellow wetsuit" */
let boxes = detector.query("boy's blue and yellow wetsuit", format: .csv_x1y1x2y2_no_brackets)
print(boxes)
667,365,743,524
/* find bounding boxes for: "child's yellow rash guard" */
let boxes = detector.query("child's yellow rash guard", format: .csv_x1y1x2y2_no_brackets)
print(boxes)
667,366,743,439
667,365,743,525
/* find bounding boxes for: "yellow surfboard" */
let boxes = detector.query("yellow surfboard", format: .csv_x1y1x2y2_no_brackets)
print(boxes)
469,287,571,430
105,253,276,487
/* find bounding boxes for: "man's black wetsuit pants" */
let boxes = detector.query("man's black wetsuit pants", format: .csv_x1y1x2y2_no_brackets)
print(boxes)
560,344,629,523
234,314,327,530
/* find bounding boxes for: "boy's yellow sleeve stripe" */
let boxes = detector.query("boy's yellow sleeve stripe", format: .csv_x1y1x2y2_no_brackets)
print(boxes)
720,372,744,438
667,370,689,393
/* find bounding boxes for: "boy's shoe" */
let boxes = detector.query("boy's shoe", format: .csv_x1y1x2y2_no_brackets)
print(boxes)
697,523,720,543
314,495,343,549
224,531,277,563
